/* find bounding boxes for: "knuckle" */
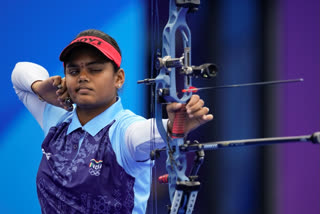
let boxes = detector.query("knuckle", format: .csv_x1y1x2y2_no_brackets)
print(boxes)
194,94,200,100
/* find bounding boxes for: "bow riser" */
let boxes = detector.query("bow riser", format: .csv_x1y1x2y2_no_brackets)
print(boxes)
155,2,192,203
157,4,192,103
155,1,201,213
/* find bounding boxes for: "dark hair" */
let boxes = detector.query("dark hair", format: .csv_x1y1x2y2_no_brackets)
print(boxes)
75,29,121,56
63,29,121,72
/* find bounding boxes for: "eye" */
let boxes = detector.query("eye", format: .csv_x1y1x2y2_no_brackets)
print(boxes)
67,69,79,76
88,68,103,73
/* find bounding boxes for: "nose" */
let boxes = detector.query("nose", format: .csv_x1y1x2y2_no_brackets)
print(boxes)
78,68,89,82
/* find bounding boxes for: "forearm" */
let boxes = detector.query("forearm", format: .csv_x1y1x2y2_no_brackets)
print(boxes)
125,118,168,161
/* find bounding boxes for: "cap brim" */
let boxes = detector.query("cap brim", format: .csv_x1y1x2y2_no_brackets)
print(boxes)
60,42,95,62
59,35,121,67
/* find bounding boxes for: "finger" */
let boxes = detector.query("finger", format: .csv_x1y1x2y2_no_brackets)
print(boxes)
57,90,70,103
60,77,66,88
56,78,67,96
51,76,62,88
56,88,64,96
56,85,67,96
186,99,204,114
188,106,210,119
56,87,65,96
202,113,214,121
186,95,200,108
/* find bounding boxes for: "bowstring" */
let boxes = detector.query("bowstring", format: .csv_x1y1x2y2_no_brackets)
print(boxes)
149,0,160,213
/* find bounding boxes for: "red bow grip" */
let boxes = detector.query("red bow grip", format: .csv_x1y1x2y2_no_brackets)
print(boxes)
158,174,169,184
171,104,186,139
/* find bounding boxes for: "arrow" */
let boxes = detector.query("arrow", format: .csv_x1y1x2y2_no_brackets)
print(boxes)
182,78,304,93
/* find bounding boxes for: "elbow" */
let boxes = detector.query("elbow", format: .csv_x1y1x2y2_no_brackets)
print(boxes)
11,62,22,83
11,62,28,84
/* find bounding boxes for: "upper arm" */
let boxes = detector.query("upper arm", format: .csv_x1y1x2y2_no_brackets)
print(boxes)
125,118,167,161
42,104,71,136
11,62,50,128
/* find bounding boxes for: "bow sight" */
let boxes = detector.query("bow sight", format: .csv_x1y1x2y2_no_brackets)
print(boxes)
156,48,218,79
138,48,218,84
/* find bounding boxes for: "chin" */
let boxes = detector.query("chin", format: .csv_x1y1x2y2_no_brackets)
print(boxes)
74,99,96,108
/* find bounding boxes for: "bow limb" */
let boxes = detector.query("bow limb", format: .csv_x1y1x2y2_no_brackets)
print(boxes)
154,1,198,213
141,0,210,213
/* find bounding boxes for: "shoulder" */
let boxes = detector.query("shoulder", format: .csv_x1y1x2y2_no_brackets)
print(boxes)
116,109,145,122
111,109,146,133
43,104,73,136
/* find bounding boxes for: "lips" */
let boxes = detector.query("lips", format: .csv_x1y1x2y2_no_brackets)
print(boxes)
76,86,93,93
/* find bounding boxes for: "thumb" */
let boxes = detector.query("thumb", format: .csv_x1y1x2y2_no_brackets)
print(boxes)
51,76,62,87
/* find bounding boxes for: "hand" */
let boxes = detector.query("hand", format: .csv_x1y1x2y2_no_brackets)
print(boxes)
31,76,73,111
166,95,213,135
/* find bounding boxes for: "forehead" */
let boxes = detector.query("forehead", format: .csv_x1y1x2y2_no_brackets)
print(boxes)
65,44,108,65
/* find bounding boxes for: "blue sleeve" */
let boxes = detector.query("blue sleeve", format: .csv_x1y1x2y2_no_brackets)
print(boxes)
109,110,150,173
42,104,73,136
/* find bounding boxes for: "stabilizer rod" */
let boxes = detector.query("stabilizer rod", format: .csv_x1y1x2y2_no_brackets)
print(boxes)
151,132,320,157
182,132,320,152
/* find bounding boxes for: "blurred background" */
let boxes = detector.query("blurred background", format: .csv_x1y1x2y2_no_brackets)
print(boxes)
1,0,319,213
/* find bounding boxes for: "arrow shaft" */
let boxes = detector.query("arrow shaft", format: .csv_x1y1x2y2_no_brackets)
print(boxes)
187,78,304,92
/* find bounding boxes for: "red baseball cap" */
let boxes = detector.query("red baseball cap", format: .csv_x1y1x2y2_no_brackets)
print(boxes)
60,35,121,67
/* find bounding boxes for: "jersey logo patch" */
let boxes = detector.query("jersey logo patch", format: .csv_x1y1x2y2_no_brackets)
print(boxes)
89,159,103,176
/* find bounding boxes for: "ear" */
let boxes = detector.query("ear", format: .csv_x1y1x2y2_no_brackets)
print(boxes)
114,68,125,88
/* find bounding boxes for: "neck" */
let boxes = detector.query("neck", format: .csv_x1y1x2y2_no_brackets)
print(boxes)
76,96,117,126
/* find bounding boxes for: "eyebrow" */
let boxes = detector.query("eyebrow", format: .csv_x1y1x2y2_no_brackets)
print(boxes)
66,61,106,68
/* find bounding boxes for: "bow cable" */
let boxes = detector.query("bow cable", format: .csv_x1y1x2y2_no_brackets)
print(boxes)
149,0,160,213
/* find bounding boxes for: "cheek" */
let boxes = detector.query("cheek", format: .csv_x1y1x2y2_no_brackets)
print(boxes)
101,74,117,88
100,81,116,93
65,79,75,95
99,79,117,96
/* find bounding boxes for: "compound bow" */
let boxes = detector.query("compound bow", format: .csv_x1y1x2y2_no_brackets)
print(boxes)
138,0,320,213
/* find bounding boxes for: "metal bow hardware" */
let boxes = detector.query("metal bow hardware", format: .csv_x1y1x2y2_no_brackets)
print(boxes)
138,0,217,213
138,0,319,213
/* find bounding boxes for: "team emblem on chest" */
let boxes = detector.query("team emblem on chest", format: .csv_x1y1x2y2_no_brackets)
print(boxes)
89,159,103,176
